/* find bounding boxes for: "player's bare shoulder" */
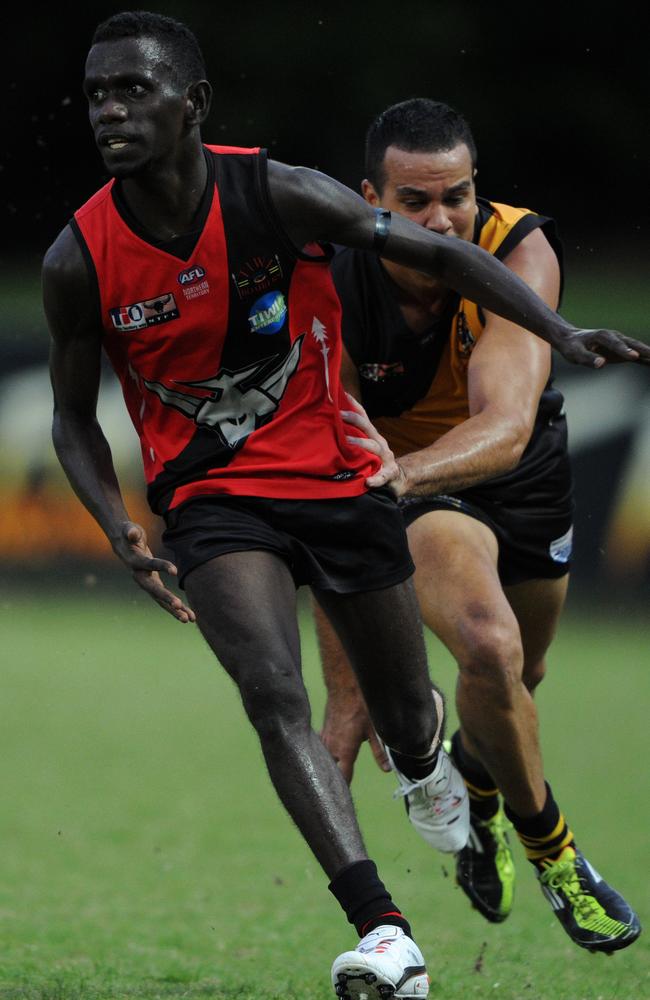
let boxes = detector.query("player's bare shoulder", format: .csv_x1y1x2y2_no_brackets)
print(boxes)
43,223,100,339
502,225,560,275
266,158,369,248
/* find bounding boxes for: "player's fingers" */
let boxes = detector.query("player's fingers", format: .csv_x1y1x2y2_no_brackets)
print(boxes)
559,340,606,368
618,336,650,361
132,569,194,622
347,434,383,455
320,733,354,783
340,408,375,436
344,391,367,414
365,472,390,488
129,552,178,575
336,755,354,784
589,329,639,362
368,730,391,773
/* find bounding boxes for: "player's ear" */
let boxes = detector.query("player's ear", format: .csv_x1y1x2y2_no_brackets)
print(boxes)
361,179,380,206
185,80,212,126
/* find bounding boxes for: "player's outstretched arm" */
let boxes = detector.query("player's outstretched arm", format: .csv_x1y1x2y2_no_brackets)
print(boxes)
267,161,649,368
43,227,195,623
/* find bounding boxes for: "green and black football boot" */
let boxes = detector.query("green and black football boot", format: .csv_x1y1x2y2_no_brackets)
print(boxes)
456,806,515,923
537,846,641,953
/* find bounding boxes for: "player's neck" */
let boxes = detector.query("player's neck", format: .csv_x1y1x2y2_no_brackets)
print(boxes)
118,142,208,242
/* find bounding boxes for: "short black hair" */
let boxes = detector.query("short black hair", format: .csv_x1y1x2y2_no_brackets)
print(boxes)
92,11,206,88
365,98,477,192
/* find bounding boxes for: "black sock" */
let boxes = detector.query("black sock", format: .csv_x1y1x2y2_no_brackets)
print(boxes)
450,730,499,821
328,859,412,938
504,783,574,868
388,743,440,782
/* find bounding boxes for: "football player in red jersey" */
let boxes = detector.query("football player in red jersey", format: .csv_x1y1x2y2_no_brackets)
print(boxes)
43,13,647,998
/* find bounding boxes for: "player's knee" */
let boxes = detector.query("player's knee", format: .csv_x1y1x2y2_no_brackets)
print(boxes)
239,662,310,740
458,615,523,698
374,693,438,756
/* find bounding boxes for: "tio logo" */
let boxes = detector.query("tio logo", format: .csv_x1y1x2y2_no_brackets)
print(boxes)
110,304,145,328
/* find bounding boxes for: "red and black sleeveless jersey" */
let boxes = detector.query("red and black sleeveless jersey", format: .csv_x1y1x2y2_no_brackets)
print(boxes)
71,145,379,514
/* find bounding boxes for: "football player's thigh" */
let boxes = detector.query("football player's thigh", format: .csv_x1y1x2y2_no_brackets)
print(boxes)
406,510,514,659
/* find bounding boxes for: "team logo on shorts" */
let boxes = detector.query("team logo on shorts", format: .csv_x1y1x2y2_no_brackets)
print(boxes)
456,311,476,355
109,293,179,331
248,291,287,335
359,361,405,382
232,254,283,299
549,526,573,563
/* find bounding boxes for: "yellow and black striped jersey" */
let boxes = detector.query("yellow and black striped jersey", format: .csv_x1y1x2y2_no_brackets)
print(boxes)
331,198,571,507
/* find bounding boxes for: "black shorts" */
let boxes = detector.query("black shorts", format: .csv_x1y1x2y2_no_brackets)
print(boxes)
399,492,573,587
162,489,414,592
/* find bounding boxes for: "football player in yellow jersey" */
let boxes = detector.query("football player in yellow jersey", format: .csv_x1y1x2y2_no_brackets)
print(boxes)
315,99,640,952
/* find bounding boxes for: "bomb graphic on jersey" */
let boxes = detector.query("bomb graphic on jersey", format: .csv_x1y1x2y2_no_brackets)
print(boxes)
143,336,304,449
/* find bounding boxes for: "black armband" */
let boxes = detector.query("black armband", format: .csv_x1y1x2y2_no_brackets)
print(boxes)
373,208,391,253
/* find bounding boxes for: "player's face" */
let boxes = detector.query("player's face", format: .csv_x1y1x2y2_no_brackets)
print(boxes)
363,143,477,242
84,37,189,178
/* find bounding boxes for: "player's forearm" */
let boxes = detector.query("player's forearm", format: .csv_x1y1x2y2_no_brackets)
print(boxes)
435,243,572,347
52,412,132,544
383,221,571,348
398,413,528,497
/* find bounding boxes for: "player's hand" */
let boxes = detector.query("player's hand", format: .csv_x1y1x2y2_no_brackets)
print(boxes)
321,689,390,784
551,327,650,367
341,393,408,495
112,521,196,623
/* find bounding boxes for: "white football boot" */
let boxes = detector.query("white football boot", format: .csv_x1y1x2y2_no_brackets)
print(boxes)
386,742,469,853
332,924,429,999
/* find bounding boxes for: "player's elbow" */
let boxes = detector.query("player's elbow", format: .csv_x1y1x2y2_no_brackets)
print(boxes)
501,415,534,471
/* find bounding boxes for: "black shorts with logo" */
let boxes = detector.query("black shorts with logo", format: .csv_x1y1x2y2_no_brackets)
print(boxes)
162,488,414,592
399,492,573,587
399,416,574,587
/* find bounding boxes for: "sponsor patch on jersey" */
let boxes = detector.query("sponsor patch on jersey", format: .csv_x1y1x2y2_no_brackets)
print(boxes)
109,293,179,331
232,254,283,299
178,264,210,301
359,361,405,382
248,291,287,335
178,264,206,286
549,525,573,563
457,310,476,355
331,470,356,481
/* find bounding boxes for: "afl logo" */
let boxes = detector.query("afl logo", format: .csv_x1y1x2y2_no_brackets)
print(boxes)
178,264,206,286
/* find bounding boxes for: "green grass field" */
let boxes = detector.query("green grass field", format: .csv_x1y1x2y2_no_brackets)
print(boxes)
0,589,648,1000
